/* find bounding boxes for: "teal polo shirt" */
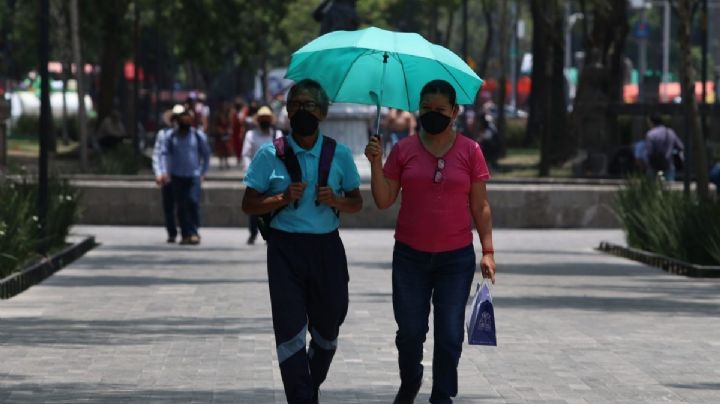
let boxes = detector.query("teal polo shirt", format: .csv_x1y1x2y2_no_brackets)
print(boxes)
244,133,361,234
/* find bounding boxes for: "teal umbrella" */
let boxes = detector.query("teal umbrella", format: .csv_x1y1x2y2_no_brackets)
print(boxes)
285,26,483,135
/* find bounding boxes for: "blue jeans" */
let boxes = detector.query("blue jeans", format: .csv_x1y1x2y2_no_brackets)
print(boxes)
171,176,201,238
392,241,476,404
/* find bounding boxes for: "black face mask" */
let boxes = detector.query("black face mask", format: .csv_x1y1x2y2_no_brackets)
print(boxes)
290,109,319,137
420,111,452,135
259,121,271,130
178,122,191,132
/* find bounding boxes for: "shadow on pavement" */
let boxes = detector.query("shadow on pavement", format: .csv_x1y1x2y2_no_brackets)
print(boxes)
0,384,401,403
665,383,720,390
43,275,267,287
0,316,273,347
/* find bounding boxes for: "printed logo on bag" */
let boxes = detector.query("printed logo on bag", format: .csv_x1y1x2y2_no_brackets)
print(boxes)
479,312,493,331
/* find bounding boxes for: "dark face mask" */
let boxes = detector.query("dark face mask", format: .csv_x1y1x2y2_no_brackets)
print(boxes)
259,121,271,130
290,109,319,137
178,122,191,132
420,111,452,135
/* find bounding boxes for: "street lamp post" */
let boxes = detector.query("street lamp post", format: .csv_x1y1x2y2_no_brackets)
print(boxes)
38,0,50,254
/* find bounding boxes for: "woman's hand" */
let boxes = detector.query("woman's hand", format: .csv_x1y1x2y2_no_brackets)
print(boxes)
480,253,496,284
365,136,383,165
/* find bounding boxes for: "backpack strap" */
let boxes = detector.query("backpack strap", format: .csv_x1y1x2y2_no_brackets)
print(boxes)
273,136,302,208
317,136,337,188
167,129,176,155
315,137,339,217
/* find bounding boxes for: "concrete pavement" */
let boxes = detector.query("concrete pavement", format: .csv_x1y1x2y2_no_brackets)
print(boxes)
1,226,719,403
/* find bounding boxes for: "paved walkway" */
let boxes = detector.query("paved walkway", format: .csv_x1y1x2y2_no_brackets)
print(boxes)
1,227,719,403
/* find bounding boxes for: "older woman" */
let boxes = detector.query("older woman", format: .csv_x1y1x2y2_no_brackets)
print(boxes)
242,79,363,404
365,79,496,404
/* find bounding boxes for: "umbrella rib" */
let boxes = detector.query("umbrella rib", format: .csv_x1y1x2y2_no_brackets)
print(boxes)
393,53,412,111
331,48,375,101
435,61,474,103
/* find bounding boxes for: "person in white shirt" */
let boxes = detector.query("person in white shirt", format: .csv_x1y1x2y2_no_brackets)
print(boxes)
242,106,283,171
241,105,283,244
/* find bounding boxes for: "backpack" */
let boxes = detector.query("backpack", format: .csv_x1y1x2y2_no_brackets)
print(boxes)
166,128,203,157
648,128,669,172
256,135,337,240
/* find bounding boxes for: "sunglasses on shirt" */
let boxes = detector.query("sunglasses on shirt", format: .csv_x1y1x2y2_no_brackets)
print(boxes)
433,158,445,184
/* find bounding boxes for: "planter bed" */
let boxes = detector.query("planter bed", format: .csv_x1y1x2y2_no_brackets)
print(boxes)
0,235,96,299
598,242,720,278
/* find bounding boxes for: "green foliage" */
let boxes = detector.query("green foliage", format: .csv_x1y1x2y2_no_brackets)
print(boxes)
96,143,146,175
10,115,40,137
615,175,720,265
0,182,37,278
0,178,80,278
505,117,530,148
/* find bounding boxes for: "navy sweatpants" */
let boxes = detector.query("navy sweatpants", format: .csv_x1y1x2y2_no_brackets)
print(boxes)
267,229,349,404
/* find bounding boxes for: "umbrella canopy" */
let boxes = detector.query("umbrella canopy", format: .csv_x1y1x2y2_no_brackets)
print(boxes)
285,26,483,112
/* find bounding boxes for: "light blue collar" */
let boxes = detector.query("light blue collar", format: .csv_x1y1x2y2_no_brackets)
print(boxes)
287,132,323,158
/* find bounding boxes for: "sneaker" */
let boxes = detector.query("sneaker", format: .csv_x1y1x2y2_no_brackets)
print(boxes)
167,235,177,243
189,235,201,245
247,236,256,245
393,380,422,404
179,237,192,245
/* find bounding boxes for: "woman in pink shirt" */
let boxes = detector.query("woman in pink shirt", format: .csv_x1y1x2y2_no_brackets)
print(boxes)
365,80,496,404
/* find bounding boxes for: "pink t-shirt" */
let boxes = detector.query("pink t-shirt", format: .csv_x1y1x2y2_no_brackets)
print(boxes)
383,135,490,253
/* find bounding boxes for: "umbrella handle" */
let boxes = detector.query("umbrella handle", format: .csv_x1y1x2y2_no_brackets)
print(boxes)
371,52,389,139
370,91,381,139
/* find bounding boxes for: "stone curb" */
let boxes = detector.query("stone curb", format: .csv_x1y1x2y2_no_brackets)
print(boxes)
0,235,97,299
597,241,720,278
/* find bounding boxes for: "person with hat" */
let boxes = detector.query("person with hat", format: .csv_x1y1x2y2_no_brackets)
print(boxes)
152,105,182,242
154,104,211,245
241,105,284,244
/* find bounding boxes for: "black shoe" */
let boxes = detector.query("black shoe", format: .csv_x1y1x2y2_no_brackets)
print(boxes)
167,235,177,243
247,236,256,245
393,380,421,404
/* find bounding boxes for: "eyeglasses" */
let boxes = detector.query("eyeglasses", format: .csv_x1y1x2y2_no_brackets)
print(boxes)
287,100,319,112
433,158,445,184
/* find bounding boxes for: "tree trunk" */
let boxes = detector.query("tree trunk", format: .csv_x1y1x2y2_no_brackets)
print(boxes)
496,0,509,158
676,0,710,199
478,0,493,78
60,62,70,145
96,0,129,131
549,3,569,164
568,0,629,176
526,0,545,147
70,0,88,170
444,6,455,47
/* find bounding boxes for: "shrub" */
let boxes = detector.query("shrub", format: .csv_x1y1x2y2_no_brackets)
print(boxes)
0,177,81,278
96,144,143,175
505,118,530,148
615,175,720,265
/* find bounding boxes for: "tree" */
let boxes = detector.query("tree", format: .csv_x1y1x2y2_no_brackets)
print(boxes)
95,0,130,131
70,0,88,170
672,0,710,199
477,0,494,78
528,0,568,176
495,0,510,159
569,0,629,175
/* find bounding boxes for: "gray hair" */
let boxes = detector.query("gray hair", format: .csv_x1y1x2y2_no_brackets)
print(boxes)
287,79,330,115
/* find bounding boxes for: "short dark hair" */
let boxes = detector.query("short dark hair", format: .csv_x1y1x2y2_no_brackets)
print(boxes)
287,79,330,115
649,112,663,126
420,80,457,107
